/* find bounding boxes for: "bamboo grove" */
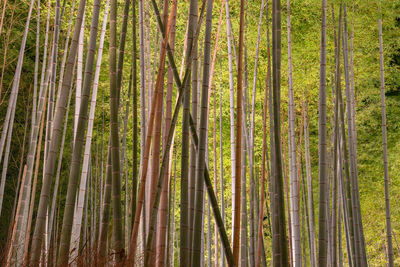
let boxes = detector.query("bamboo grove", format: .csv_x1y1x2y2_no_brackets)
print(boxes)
0,0,399,266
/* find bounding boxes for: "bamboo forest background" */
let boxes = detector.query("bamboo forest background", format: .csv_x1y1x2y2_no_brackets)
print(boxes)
0,0,399,266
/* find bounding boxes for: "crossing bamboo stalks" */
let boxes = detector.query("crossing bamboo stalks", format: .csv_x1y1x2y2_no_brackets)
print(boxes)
127,1,176,261
30,0,87,264
137,1,235,265
57,0,102,264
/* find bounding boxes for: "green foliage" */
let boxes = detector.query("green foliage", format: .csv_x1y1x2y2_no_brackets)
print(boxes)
0,0,399,264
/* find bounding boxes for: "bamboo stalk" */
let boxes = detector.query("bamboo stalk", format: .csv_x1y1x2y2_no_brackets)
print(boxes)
30,0,87,263
378,16,394,267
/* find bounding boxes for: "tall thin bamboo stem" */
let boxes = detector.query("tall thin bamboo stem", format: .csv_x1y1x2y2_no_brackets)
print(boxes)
287,0,301,264
232,0,245,264
271,0,289,264
378,16,394,267
109,0,125,259
318,0,328,265
156,1,177,266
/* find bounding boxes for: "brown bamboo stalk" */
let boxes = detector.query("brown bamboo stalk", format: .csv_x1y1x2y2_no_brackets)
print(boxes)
156,1,177,266
144,1,235,265
127,1,175,260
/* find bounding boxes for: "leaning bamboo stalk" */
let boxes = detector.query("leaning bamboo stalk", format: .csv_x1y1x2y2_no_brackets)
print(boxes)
46,0,62,160
32,0,39,159
38,0,51,108
0,1,16,99
250,0,265,156
338,59,356,267
57,0,101,263
347,7,366,261
30,0,87,264
0,0,8,38
6,166,27,267
3,105,27,261
0,0,35,217
0,0,35,165
22,93,47,265
74,11,85,140
69,0,108,260
56,0,76,106
9,1,45,263
342,6,363,265
47,86,74,255
14,53,52,267
0,95,18,219
5,102,29,254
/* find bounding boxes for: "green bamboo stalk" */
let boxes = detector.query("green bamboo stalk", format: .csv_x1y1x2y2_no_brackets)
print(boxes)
318,0,328,265
378,15,394,267
271,0,289,264
108,0,125,260
192,0,213,265
30,0,86,264
57,0,101,264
